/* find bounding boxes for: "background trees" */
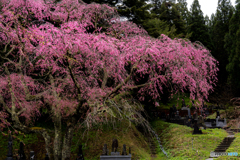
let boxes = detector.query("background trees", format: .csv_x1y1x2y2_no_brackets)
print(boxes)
187,0,213,51
211,0,234,84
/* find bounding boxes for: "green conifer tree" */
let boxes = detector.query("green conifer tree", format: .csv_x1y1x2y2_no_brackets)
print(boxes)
224,0,240,92
117,0,152,25
176,0,189,25
187,0,213,51
212,0,234,83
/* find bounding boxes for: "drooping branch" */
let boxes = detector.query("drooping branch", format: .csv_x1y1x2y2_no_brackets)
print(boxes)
67,52,81,98
104,63,138,101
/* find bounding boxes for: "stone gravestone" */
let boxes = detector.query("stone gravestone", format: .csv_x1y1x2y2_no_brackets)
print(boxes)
204,105,209,116
191,113,198,127
102,144,109,156
122,144,127,155
193,112,198,120
171,104,177,119
76,145,84,160
192,121,202,134
175,110,180,120
30,151,35,160
45,153,50,160
216,110,220,119
100,139,132,160
112,139,118,153
182,99,186,108
102,144,108,155
185,117,191,127
5,133,14,160
197,115,206,129
18,141,26,160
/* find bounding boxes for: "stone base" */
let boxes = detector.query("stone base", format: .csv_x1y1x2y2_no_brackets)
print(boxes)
100,152,131,160
111,152,120,155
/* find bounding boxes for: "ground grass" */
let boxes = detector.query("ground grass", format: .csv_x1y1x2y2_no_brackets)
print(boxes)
150,120,228,160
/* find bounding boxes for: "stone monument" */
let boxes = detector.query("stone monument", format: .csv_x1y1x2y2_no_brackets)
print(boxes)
18,141,26,160
5,133,14,160
216,110,220,119
112,139,118,152
122,144,127,155
76,145,84,160
100,139,132,160
192,121,202,134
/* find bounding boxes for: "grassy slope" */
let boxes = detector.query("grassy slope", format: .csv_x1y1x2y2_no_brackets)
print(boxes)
151,120,228,160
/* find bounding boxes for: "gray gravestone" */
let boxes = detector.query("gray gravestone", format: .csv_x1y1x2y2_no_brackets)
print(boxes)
182,99,186,108
30,151,34,160
18,141,26,160
193,113,198,120
76,145,84,160
122,144,127,155
5,133,14,160
100,141,132,160
102,144,108,155
45,153,49,160
216,110,220,118
192,121,202,134
112,139,118,152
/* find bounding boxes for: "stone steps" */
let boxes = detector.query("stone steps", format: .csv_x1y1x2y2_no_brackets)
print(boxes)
208,130,235,159
214,137,235,152
147,137,157,155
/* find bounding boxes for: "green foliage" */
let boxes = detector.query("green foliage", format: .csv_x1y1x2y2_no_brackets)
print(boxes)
187,0,213,51
152,1,188,38
224,1,240,93
143,18,178,39
117,0,152,25
211,0,234,83
176,0,189,25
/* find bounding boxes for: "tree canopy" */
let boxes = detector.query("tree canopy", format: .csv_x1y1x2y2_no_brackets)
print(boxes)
0,0,218,159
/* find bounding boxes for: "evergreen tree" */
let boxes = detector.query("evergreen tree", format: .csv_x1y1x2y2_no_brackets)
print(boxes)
176,0,189,25
151,0,164,17
224,0,240,93
187,0,213,51
212,0,234,83
153,1,189,38
143,18,178,38
210,13,216,28
117,0,152,25
81,0,152,26
204,15,210,26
